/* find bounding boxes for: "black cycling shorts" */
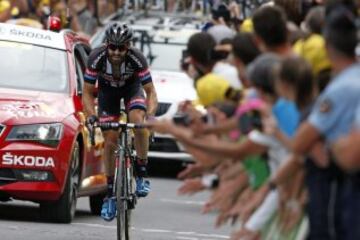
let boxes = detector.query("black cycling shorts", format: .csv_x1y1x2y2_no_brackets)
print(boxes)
97,83,147,122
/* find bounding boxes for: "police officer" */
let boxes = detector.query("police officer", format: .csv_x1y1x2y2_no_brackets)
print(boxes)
290,5,360,240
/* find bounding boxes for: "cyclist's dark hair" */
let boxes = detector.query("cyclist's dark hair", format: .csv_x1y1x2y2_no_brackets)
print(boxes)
247,53,281,96
278,56,314,110
232,32,261,65
323,5,357,58
187,32,216,66
252,5,288,48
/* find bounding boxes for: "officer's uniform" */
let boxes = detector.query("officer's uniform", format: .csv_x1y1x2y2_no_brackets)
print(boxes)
308,63,360,240
355,104,360,129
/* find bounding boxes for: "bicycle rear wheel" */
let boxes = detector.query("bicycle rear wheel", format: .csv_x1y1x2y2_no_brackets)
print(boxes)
116,153,131,240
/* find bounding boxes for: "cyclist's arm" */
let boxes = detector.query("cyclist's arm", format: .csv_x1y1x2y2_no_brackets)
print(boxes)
83,50,101,117
83,82,96,116
143,82,158,117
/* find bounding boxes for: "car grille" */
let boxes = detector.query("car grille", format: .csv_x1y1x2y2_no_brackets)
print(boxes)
0,168,17,186
155,102,171,117
149,137,180,152
0,124,4,137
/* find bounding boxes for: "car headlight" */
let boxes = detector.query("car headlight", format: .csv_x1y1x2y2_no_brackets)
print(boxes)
6,123,63,147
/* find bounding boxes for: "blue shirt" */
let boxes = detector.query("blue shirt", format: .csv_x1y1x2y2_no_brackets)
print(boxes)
272,98,300,137
309,63,360,144
355,103,360,129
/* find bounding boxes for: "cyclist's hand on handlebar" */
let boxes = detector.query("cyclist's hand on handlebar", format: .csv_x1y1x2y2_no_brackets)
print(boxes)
86,115,98,146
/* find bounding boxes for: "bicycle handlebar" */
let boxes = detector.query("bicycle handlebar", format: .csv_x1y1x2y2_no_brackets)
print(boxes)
94,122,145,130
89,122,145,146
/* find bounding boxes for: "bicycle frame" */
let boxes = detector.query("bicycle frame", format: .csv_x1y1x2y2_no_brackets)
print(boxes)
90,122,143,240
114,125,133,240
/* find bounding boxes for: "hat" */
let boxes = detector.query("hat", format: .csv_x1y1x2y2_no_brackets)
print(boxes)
240,18,254,32
196,73,230,107
0,0,10,13
293,34,331,75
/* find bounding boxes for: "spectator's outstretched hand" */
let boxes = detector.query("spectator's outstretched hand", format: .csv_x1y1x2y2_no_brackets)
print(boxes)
144,119,177,135
177,163,207,180
240,184,269,222
178,178,205,196
227,187,253,219
231,227,260,240
203,174,247,214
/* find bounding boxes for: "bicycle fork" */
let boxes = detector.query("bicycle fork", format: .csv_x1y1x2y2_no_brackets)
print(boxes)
113,134,136,210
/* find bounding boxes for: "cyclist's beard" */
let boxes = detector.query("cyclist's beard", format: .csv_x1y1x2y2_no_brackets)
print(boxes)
109,54,125,65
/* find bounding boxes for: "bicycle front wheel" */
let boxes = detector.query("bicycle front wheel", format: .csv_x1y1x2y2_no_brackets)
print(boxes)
116,153,131,240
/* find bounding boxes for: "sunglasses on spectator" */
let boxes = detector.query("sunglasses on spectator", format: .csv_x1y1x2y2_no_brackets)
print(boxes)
108,44,127,51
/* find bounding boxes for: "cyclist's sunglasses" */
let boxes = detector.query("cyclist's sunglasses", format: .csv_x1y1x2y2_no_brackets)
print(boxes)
108,44,127,51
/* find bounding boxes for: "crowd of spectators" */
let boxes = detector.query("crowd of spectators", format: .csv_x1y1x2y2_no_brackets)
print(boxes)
0,0,124,37
1,0,360,239
146,0,360,239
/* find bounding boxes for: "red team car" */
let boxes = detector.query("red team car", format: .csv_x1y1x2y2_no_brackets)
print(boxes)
0,23,107,223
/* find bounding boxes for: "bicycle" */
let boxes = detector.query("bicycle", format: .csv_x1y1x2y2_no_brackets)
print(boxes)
90,121,144,240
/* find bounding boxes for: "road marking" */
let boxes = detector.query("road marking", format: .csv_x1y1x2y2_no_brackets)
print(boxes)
160,198,206,205
176,237,199,240
176,232,197,235
177,231,229,239
139,228,173,233
73,223,115,229
74,223,229,239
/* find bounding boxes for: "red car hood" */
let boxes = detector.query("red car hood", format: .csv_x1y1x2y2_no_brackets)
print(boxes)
0,88,73,125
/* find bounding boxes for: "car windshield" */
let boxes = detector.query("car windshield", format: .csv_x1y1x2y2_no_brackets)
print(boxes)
0,41,68,93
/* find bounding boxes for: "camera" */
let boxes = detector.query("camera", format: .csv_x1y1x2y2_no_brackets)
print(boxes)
172,113,192,126
172,112,215,126
180,49,190,72
238,110,263,134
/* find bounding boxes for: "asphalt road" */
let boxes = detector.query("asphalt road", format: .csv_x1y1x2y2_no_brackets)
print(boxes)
0,172,233,240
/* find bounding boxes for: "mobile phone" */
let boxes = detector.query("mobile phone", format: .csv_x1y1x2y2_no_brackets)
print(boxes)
238,110,262,134
172,113,191,126
180,50,190,71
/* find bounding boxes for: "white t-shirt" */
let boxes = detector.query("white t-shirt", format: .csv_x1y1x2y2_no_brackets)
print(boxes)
248,130,289,173
212,62,242,90
244,130,289,232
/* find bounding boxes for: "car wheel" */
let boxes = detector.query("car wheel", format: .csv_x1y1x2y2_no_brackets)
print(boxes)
40,142,81,223
89,192,106,215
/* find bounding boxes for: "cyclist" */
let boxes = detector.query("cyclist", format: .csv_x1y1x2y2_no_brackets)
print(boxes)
83,23,158,221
